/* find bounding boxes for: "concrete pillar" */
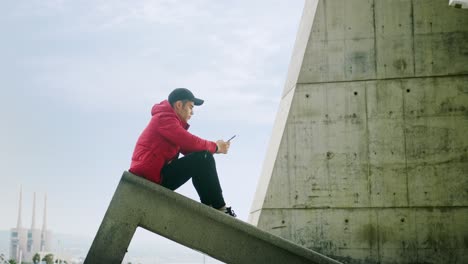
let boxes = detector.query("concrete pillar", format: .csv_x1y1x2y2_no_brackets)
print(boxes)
85,172,342,264
249,0,468,263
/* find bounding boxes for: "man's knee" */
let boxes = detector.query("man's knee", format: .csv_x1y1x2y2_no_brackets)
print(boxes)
191,150,214,163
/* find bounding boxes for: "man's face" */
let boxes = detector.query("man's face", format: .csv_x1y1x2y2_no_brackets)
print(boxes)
175,100,194,122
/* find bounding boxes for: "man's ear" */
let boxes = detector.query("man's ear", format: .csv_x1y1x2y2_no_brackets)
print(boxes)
174,100,182,109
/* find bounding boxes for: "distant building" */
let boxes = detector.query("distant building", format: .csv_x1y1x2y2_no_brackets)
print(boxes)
10,188,52,262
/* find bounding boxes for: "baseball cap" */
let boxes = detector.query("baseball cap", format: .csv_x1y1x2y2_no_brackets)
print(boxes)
168,88,204,106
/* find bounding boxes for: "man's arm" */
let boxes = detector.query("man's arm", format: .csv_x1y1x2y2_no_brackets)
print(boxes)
157,115,217,154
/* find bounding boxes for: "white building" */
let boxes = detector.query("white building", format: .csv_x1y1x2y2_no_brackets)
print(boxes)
10,188,52,263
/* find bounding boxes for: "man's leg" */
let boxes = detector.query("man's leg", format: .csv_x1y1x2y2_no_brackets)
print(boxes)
161,151,226,209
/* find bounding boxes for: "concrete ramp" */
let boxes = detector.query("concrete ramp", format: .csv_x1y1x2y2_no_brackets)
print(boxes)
84,171,341,264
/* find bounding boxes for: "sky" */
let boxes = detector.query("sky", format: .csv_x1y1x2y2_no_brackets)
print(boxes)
0,0,305,256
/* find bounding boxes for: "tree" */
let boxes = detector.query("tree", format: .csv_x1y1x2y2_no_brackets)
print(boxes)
8,259,17,264
42,254,54,264
32,253,41,264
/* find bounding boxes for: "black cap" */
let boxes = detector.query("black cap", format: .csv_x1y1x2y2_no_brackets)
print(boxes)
168,88,204,106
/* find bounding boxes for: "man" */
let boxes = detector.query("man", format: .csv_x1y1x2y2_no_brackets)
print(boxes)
129,88,236,217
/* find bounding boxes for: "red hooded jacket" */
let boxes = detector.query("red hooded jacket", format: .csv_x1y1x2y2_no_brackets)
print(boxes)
129,100,217,183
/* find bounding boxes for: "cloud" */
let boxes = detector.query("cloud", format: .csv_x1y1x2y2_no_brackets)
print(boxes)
4,1,303,124
6,0,66,17
78,0,216,31
0,1,305,235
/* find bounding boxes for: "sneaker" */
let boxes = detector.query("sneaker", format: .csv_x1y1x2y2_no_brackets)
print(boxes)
223,207,237,217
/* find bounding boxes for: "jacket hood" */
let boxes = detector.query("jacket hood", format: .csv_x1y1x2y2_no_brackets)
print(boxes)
151,100,173,116
151,100,189,128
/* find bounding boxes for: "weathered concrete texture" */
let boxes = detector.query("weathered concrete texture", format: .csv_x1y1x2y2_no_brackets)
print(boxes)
257,77,468,210
258,208,468,264
250,0,468,263
85,172,342,264
298,0,468,83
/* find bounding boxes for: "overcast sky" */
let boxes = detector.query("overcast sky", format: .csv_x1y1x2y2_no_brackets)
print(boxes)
0,0,304,258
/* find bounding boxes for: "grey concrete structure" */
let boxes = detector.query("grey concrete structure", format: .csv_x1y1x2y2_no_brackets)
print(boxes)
85,172,342,264
249,0,468,263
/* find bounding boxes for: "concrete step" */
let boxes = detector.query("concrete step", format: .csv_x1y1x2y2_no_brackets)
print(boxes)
84,171,342,264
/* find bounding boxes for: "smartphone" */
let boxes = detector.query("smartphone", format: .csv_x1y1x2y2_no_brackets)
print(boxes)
227,135,236,142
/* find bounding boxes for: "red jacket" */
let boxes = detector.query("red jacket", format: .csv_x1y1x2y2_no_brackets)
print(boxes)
129,100,217,183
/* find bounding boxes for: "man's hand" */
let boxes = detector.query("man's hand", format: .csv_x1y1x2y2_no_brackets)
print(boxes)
216,140,230,154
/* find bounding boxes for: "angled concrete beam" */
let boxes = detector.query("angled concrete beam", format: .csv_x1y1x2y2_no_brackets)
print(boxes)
85,171,341,264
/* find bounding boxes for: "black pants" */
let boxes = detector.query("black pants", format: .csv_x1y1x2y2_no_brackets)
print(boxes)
161,151,226,209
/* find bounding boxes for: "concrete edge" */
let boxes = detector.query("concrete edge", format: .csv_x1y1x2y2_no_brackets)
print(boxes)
122,171,342,264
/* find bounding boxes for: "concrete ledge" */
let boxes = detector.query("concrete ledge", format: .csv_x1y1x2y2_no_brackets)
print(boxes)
85,171,341,264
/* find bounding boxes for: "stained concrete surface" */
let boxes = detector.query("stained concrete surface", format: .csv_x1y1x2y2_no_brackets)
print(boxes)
250,0,468,263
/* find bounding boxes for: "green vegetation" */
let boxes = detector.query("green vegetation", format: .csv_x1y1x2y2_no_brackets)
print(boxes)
32,253,40,264
42,254,54,264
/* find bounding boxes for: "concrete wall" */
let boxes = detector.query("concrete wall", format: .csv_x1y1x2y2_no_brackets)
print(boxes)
249,0,468,263
85,172,342,264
